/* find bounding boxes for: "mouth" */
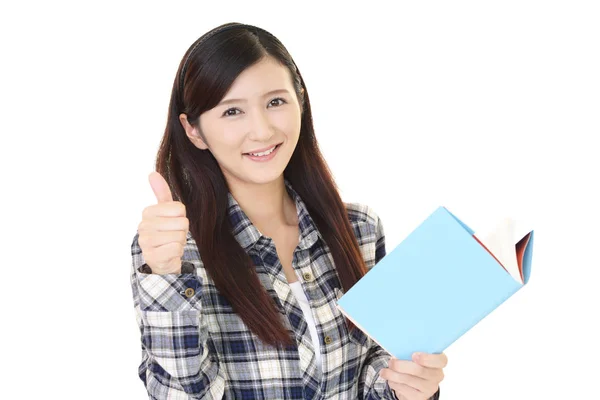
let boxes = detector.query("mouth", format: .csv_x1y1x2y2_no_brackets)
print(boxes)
243,143,282,161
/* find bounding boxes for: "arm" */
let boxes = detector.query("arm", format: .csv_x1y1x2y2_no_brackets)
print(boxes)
130,232,226,399
359,210,441,400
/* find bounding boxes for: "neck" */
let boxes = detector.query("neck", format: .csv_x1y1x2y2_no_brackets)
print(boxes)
228,176,298,236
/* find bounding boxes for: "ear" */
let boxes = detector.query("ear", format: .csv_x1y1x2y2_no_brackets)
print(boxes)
298,87,306,113
179,113,209,150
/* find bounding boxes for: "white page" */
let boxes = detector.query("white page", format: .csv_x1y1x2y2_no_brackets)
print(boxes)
474,217,531,283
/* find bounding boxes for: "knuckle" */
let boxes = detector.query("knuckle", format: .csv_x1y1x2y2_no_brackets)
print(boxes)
142,247,154,263
388,358,396,370
142,205,153,220
146,234,157,249
138,220,149,233
413,364,425,377
176,201,186,216
137,234,147,249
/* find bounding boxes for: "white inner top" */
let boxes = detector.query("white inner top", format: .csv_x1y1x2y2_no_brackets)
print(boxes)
288,281,322,371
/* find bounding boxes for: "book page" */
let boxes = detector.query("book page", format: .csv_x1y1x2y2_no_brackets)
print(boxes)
474,217,531,283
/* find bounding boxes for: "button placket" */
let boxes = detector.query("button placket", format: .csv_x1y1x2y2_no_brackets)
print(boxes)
302,272,314,282
289,249,316,348
295,249,315,285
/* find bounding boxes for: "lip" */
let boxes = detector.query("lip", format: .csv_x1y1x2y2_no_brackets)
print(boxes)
243,143,282,155
243,143,281,162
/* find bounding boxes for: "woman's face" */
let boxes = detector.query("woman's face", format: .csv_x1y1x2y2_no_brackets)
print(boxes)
181,56,302,188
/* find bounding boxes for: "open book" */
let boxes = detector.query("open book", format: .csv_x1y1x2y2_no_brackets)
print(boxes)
336,206,534,360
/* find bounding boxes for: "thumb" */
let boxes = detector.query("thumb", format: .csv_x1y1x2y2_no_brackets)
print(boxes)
148,171,173,203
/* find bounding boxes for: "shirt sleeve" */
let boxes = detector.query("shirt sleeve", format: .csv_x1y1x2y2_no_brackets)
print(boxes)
359,210,441,400
130,232,226,399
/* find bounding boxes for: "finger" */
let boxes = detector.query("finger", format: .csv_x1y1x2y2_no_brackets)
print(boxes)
388,382,427,400
146,241,184,263
380,368,429,393
412,352,448,369
388,358,437,380
139,216,189,232
142,202,187,219
149,171,173,203
141,230,187,249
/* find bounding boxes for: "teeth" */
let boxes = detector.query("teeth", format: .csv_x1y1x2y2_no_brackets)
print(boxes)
249,145,276,157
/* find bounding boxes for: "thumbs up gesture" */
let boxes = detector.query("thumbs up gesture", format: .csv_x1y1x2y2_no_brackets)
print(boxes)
137,172,189,274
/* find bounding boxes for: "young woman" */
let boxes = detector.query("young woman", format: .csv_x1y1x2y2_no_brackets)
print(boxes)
130,22,446,400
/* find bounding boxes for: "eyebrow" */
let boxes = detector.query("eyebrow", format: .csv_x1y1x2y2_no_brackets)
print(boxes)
217,89,291,106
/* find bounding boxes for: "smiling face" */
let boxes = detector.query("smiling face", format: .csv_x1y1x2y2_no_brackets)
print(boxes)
180,56,303,189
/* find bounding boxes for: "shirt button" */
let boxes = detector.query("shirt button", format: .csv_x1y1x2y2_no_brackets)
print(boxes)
324,336,332,345
302,272,313,282
184,288,195,298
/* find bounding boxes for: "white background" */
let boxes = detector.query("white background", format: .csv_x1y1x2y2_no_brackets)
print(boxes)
1,1,598,399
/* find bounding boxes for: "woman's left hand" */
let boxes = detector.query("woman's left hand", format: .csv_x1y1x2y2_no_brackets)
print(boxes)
380,352,447,400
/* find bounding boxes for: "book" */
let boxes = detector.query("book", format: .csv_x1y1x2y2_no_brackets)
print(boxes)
336,206,534,360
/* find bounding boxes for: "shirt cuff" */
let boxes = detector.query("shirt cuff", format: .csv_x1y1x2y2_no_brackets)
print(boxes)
390,386,440,400
136,261,202,312
138,261,196,274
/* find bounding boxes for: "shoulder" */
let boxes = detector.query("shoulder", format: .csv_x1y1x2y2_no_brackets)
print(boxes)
344,202,383,229
344,202,386,268
344,201,385,243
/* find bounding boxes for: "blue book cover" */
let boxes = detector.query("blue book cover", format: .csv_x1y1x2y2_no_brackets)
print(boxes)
336,206,534,360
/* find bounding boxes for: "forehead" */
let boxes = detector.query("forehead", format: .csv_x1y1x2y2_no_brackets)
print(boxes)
224,57,293,96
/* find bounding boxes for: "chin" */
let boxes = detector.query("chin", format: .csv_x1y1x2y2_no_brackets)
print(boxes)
245,171,285,186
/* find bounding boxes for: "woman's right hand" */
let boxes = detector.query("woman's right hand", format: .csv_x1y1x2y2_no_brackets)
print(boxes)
137,171,189,274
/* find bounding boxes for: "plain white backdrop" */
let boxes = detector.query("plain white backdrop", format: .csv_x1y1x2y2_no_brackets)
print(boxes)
1,1,598,399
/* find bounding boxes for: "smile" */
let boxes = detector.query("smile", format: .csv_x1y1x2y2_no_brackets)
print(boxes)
246,145,277,156
243,143,282,162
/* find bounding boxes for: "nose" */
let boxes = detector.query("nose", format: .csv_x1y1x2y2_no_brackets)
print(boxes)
247,108,275,142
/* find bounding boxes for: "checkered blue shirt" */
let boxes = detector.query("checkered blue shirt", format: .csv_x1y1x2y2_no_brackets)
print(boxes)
130,179,440,399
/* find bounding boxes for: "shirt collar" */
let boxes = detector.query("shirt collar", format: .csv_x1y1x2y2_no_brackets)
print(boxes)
227,178,321,252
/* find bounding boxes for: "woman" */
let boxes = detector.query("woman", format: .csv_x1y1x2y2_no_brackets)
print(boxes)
130,22,446,399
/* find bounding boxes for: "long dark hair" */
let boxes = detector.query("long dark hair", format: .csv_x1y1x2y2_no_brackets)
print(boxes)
157,22,367,346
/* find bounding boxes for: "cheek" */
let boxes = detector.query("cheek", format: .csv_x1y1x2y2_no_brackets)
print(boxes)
200,114,244,151
212,126,246,151
273,110,301,136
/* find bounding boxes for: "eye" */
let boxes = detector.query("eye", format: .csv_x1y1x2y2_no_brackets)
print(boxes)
268,97,287,108
222,108,242,117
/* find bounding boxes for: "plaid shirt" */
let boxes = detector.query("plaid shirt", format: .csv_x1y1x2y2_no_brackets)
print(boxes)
130,179,440,399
